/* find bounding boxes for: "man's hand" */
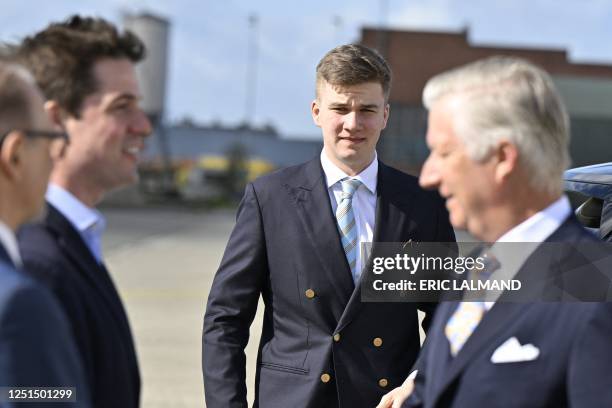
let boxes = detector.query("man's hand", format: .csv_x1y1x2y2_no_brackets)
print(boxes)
375,379,414,408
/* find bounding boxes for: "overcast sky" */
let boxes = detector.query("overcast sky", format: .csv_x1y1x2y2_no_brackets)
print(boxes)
2,0,612,139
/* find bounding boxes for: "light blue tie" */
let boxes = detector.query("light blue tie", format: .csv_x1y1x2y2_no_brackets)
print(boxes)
445,250,500,356
335,178,362,283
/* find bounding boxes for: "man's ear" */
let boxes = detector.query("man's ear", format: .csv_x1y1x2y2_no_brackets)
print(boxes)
44,100,66,127
382,103,390,129
44,100,69,161
494,140,519,184
0,131,24,180
311,99,321,127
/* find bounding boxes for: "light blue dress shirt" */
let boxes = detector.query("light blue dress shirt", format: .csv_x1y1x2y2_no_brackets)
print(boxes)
46,184,107,264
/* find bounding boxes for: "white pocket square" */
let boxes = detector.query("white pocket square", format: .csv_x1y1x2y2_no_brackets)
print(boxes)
491,336,540,364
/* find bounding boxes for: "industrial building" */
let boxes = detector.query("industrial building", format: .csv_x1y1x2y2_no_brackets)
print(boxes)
360,27,612,174
142,124,321,167
122,14,611,199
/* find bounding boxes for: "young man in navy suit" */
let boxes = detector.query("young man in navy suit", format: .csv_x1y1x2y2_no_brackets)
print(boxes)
0,60,90,406
203,44,455,407
378,57,612,408
15,16,152,408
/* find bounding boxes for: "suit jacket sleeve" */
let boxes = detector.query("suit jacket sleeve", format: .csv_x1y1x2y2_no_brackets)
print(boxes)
0,283,91,407
568,302,612,406
203,183,268,407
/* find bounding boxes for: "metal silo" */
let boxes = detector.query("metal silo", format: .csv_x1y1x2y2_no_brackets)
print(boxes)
123,12,169,122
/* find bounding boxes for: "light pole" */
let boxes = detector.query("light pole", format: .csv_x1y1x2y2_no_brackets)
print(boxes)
245,13,259,126
333,15,343,46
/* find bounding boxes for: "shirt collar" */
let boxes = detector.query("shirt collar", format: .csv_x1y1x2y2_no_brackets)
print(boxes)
46,183,106,237
496,195,571,243
320,149,378,194
0,219,22,268
480,196,571,309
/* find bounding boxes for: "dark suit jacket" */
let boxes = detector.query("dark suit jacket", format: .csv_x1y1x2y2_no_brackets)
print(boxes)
406,216,612,408
18,205,140,408
0,244,90,407
203,158,455,408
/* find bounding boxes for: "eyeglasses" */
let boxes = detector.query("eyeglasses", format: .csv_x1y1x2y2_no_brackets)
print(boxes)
0,129,69,146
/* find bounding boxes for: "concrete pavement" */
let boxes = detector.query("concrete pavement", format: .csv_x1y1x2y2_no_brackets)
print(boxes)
103,207,263,407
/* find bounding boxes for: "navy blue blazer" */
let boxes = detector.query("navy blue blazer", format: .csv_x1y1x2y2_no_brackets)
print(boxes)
405,216,612,408
18,205,140,408
0,244,90,407
203,158,455,408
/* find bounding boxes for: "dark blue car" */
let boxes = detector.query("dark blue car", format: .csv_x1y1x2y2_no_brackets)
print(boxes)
564,162,612,242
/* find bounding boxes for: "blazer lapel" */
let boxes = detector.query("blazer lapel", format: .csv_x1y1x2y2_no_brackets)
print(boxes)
45,204,134,336
285,159,355,314
431,302,531,405
336,162,415,332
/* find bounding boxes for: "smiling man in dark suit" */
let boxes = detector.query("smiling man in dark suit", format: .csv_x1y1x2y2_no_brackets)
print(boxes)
15,16,152,408
380,57,612,408
203,44,455,408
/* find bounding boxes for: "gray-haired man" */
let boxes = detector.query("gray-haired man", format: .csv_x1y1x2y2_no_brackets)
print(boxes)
380,56,612,408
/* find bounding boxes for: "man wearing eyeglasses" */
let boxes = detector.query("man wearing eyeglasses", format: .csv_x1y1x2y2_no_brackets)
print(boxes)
0,59,91,406
14,15,151,408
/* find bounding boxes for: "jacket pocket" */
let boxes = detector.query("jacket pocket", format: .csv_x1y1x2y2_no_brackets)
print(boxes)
259,361,309,375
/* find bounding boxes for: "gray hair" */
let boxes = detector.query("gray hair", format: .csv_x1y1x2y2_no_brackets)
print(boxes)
0,59,38,133
423,56,570,195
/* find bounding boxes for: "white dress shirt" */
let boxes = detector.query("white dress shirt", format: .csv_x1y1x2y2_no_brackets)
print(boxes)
0,220,22,268
46,183,107,264
483,195,571,309
320,150,377,283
